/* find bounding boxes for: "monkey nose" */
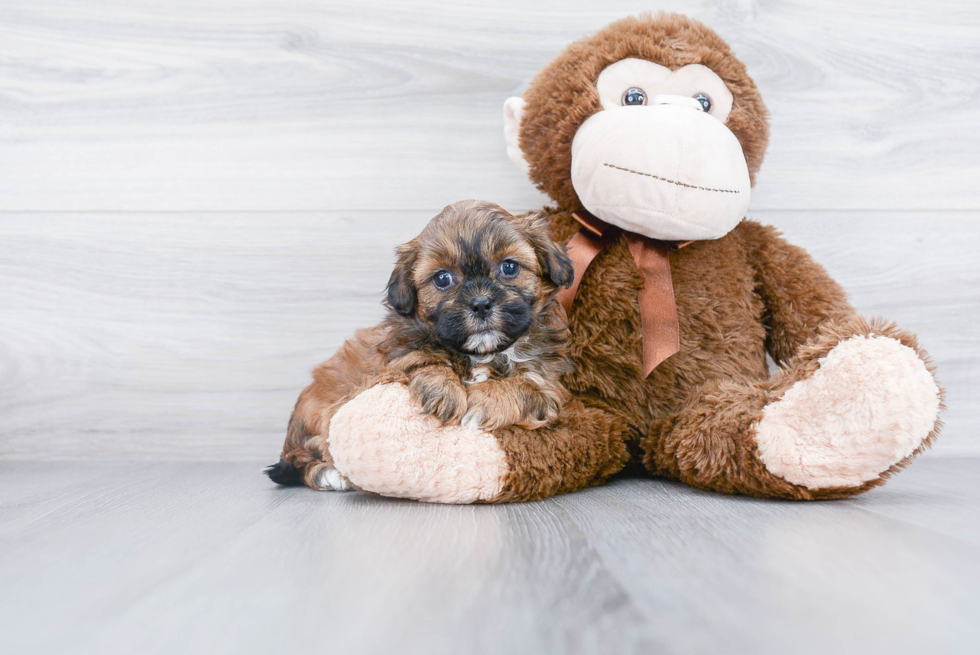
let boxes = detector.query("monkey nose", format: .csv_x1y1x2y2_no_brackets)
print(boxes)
469,296,494,319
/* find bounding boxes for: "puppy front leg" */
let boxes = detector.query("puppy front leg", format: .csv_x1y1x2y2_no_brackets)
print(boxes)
407,365,468,424
463,377,560,431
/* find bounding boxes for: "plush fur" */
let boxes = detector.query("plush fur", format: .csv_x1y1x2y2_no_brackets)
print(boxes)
279,13,944,503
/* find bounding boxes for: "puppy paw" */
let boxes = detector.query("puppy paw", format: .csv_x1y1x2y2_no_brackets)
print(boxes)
460,402,525,431
463,366,490,385
464,380,554,431
461,406,494,431
313,467,354,491
408,367,468,424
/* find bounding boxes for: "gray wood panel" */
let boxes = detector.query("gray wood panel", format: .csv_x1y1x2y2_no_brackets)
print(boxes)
0,0,978,212
1,458,978,655
0,210,976,460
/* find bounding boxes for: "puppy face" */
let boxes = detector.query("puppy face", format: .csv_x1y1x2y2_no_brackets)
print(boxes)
386,200,573,355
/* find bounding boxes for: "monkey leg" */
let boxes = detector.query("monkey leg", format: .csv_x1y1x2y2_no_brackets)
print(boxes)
327,383,630,504
645,317,943,499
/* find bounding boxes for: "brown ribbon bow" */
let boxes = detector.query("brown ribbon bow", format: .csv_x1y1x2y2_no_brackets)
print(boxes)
555,210,692,378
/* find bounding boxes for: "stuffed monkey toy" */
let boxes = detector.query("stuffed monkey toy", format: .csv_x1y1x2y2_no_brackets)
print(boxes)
272,13,943,503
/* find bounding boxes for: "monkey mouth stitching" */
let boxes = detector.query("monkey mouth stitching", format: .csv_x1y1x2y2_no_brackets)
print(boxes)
603,163,740,194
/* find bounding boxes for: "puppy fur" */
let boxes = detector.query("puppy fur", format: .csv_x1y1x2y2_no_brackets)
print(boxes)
267,199,574,490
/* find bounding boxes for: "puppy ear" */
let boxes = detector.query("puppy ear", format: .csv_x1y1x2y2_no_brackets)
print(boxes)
385,241,419,316
520,213,575,289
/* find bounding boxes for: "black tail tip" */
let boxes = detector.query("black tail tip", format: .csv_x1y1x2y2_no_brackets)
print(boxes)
265,459,302,486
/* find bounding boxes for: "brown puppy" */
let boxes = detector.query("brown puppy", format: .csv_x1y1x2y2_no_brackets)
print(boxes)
266,199,574,490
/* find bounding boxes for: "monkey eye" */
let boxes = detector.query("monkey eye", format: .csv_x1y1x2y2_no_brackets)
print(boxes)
498,260,520,278
693,93,712,113
432,270,455,290
622,87,647,106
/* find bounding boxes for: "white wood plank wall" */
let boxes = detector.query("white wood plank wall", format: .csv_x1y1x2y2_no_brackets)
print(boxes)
1,1,978,459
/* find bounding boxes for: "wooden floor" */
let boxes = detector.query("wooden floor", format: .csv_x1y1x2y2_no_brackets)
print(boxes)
2,457,978,655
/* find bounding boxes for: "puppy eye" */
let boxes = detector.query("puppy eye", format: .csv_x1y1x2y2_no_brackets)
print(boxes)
693,93,712,113
432,270,455,290
622,87,647,106
498,260,520,278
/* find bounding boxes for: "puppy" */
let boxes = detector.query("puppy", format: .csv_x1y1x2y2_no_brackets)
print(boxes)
266,199,575,490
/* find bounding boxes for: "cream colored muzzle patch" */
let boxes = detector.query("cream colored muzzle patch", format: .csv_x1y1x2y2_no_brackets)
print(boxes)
570,102,751,241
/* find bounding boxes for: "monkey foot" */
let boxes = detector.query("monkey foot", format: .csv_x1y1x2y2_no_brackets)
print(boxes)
328,383,509,503
754,334,941,490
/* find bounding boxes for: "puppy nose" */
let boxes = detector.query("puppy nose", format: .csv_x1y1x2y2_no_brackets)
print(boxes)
469,296,494,319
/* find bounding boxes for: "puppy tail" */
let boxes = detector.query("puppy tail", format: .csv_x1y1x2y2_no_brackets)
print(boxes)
264,459,302,486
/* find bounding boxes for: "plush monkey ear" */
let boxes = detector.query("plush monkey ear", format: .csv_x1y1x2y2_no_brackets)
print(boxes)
519,213,575,289
385,241,418,316
503,97,531,175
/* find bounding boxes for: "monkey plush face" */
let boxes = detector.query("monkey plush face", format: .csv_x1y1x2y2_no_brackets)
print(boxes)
569,59,751,239
386,200,573,355
504,13,769,241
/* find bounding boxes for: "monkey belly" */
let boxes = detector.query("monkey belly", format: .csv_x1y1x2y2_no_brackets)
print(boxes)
561,222,770,436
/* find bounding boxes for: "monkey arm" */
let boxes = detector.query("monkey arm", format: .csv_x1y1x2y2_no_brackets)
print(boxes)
738,220,857,364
